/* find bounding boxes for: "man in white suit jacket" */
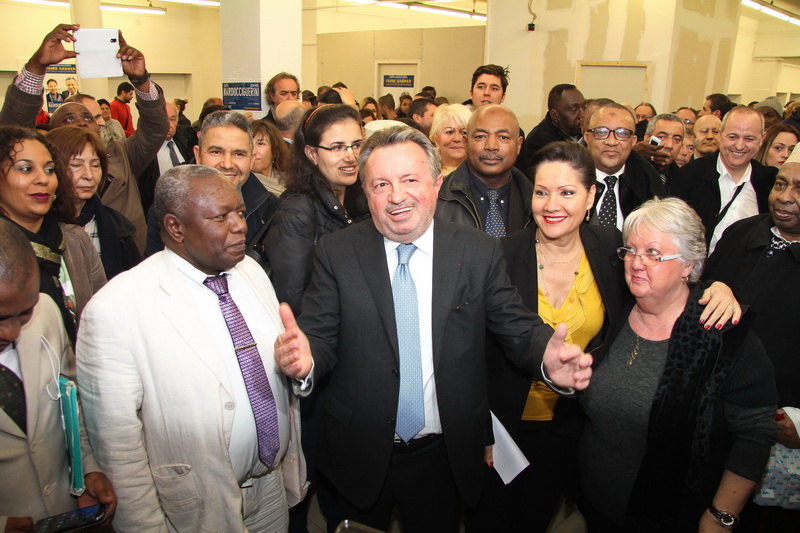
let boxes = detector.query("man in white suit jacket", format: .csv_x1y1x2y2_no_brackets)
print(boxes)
0,219,115,532
77,166,306,533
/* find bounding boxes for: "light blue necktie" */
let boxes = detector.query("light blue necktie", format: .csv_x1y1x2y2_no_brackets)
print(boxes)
486,188,506,237
393,244,425,442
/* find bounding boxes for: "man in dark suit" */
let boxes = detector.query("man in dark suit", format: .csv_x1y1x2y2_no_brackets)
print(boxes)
670,105,776,253
274,126,592,533
584,102,667,230
137,101,196,213
519,84,585,173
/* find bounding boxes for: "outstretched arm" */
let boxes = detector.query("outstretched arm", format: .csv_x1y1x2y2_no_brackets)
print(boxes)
274,303,313,380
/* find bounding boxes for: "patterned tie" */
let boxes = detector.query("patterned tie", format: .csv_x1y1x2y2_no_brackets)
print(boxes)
0,363,26,434
598,175,618,228
167,140,181,168
204,275,280,467
393,244,425,442
485,189,506,237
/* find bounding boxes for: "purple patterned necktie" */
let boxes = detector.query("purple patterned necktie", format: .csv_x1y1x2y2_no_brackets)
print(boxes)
204,274,280,467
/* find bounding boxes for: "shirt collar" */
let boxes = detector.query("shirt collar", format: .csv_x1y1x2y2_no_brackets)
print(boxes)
467,166,512,200
165,247,233,286
717,154,752,184
596,164,626,181
383,220,435,258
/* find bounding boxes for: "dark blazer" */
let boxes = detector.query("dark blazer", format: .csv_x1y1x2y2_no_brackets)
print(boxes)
488,224,625,438
518,115,574,174
591,150,668,224
136,125,196,214
670,152,776,245
298,218,555,509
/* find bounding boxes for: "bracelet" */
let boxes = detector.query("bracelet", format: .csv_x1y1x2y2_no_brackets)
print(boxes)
708,504,738,530
128,69,150,86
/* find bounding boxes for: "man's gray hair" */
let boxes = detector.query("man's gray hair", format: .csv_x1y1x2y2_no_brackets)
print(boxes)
198,110,254,152
154,165,225,223
622,197,706,283
645,113,686,137
357,125,442,185
275,104,305,133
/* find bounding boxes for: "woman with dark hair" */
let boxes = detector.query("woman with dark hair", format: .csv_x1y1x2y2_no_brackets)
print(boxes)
46,126,141,280
0,126,105,368
250,119,290,196
265,104,369,313
470,142,740,532
755,123,799,168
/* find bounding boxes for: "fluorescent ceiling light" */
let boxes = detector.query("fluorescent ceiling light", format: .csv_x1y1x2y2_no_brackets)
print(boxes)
101,4,166,14
159,0,220,5
12,0,69,6
791,17,800,26
471,13,487,21
410,5,471,18
742,0,761,9
760,5,791,21
377,1,410,8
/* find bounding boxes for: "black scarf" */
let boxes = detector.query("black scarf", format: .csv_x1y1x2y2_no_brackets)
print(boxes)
78,195,124,279
626,284,743,531
0,213,76,345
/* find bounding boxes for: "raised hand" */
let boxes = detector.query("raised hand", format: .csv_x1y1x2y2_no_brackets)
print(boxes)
26,23,79,75
542,323,593,390
117,31,148,86
274,303,313,379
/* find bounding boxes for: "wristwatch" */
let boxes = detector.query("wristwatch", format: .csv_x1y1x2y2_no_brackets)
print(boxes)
128,69,150,87
708,504,738,530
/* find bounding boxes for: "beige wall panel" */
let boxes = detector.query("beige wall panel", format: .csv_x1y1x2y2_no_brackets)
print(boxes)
668,27,712,111
420,27,485,103
318,27,483,105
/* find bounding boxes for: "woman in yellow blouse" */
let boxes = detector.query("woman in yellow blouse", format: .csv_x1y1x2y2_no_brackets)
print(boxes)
467,142,739,533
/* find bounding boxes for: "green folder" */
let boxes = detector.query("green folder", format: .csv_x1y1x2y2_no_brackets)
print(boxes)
59,377,85,496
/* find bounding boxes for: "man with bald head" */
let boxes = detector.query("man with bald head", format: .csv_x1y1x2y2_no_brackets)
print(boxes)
77,166,306,533
437,104,531,237
0,218,116,531
274,100,306,144
693,114,722,159
0,24,169,255
137,101,197,213
672,105,777,253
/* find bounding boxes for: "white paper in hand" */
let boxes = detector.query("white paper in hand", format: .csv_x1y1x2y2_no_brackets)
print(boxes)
74,29,122,79
490,411,530,484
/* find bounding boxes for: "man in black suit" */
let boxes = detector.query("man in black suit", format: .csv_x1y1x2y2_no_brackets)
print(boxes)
585,102,667,230
274,126,592,533
137,101,196,213
520,84,585,172
671,105,776,253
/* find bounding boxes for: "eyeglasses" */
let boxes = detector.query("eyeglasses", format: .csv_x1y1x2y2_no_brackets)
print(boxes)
682,119,695,126
313,141,364,154
588,127,634,141
617,247,682,265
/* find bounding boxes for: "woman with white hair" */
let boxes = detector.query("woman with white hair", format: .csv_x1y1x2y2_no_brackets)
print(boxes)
578,197,777,532
429,103,472,175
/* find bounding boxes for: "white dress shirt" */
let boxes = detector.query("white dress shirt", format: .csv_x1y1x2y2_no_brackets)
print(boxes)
167,249,287,483
156,139,185,176
709,155,757,255
0,344,21,380
382,222,442,438
595,165,626,231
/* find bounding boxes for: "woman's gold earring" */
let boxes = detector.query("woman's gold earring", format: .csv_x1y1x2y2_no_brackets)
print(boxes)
585,210,591,223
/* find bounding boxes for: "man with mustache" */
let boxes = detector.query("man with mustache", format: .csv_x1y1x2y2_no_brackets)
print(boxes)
437,105,531,237
143,110,281,258
77,166,306,532
584,102,666,231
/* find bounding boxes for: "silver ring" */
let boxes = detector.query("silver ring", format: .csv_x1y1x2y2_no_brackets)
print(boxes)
727,306,735,310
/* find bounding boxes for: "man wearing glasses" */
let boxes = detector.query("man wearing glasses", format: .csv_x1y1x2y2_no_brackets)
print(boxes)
585,102,667,231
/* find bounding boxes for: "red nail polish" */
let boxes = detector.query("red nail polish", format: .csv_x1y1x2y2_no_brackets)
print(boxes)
716,324,722,330
733,320,738,325
489,462,494,468
704,324,711,330
699,319,705,324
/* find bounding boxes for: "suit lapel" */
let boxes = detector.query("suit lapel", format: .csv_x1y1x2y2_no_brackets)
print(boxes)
354,222,400,360
507,228,538,309
431,222,462,371
156,254,234,397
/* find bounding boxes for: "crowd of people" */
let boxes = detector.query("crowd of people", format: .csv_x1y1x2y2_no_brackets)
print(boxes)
1,21,799,533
